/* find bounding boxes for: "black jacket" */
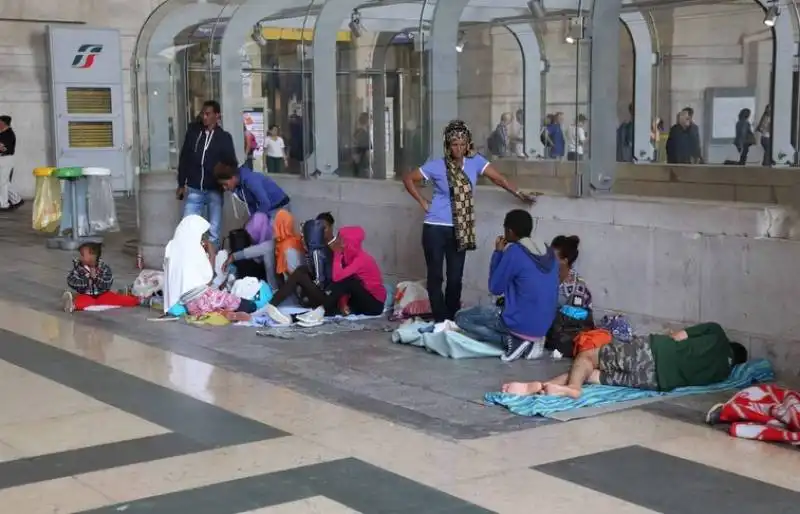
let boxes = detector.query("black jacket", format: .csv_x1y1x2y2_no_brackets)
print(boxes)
666,123,701,164
177,123,237,191
0,127,15,156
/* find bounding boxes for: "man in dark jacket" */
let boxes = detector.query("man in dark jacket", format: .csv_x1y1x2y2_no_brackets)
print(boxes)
666,110,701,164
177,101,237,247
0,114,23,210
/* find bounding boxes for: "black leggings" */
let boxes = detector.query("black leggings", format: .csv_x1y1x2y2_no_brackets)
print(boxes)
269,266,383,316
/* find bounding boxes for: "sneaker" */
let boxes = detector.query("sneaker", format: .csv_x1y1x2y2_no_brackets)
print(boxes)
61,291,75,313
525,340,546,360
296,319,324,328
297,306,325,324
265,304,292,326
8,199,24,211
705,403,724,425
501,335,532,363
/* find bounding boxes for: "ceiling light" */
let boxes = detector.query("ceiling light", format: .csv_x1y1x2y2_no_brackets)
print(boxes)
763,4,780,27
565,17,584,44
349,9,364,38
527,0,546,19
455,31,466,53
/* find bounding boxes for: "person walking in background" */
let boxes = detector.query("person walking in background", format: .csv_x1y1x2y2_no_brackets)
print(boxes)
651,117,667,162
0,115,23,211
666,110,701,164
547,112,566,160
176,100,237,249
616,104,634,163
264,125,288,174
244,124,257,169
508,109,526,157
540,114,554,158
566,114,587,161
352,112,372,178
734,108,755,165
488,113,511,158
757,105,772,166
682,106,703,163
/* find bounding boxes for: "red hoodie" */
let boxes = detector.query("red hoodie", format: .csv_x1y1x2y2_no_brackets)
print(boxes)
332,226,386,303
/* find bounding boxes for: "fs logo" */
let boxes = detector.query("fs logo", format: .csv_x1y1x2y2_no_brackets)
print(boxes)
71,44,103,69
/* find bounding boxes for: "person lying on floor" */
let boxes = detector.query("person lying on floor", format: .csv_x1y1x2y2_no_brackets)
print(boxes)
502,322,749,398
544,235,594,357
63,242,141,312
264,226,386,325
164,215,262,319
224,212,272,285
454,209,559,362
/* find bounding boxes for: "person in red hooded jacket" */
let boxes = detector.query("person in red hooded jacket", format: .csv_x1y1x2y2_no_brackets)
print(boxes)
263,225,387,326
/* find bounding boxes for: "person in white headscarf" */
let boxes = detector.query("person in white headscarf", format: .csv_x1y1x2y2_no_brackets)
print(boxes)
163,215,259,317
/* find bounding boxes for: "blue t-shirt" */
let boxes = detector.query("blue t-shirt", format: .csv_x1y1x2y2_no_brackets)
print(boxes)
419,154,490,226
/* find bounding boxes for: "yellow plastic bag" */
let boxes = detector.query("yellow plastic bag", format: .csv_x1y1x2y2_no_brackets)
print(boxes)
32,176,62,232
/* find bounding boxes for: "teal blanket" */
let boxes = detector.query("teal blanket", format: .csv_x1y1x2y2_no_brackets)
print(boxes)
485,358,775,417
391,322,502,359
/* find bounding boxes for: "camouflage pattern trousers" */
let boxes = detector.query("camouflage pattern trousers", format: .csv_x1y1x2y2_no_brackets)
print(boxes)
598,337,659,390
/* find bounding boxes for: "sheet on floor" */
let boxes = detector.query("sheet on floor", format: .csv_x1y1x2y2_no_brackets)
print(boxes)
391,321,503,359
485,358,775,419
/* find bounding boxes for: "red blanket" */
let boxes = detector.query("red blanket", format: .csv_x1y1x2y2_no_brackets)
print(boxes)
718,385,800,445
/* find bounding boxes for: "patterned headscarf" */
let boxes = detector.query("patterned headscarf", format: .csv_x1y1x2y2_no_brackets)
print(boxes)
443,120,477,251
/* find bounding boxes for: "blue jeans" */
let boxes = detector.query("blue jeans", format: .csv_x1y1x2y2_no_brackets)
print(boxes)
422,224,466,322
183,187,223,246
455,305,508,346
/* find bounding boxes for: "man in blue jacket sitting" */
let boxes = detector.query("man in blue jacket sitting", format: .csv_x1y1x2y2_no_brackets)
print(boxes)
455,209,559,362
176,100,237,248
214,158,291,218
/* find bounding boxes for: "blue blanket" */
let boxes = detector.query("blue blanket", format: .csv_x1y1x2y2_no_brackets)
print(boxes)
391,322,503,359
485,358,775,418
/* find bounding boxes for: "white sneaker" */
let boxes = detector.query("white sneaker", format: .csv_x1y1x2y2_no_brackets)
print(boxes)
62,291,75,313
297,306,325,324
265,304,292,326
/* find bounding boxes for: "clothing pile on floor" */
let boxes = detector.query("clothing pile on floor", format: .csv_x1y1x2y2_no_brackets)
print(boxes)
708,384,800,446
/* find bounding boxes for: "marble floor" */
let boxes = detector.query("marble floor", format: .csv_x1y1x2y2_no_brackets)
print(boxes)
0,202,798,513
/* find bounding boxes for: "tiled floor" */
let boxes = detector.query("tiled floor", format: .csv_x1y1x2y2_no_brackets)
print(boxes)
0,201,798,513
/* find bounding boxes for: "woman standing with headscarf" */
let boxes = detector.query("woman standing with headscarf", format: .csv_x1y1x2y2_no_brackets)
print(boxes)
402,120,534,322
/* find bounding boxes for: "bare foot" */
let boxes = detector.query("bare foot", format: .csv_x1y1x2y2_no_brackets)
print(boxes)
501,381,543,396
224,311,251,322
543,383,582,399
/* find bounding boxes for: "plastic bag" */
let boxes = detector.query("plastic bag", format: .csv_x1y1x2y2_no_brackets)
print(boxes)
32,177,62,232
87,176,119,232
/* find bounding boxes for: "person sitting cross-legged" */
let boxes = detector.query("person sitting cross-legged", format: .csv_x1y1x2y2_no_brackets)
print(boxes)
454,209,559,362
501,322,749,398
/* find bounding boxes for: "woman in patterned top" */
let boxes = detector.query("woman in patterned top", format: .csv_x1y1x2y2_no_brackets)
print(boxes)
550,235,592,309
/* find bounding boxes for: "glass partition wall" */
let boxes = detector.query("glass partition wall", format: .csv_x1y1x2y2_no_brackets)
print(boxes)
133,0,795,200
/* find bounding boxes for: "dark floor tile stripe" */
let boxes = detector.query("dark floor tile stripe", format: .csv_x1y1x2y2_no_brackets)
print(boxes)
0,328,287,446
0,433,206,489
535,445,800,514
78,458,494,514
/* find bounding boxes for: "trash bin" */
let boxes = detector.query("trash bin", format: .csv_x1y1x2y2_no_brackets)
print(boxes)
50,167,99,251
83,167,119,233
55,167,89,237
31,167,61,233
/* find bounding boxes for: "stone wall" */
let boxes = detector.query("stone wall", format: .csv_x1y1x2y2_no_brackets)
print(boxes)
271,175,799,377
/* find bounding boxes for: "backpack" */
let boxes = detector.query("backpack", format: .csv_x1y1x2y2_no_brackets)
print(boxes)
226,229,266,281
545,309,595,358
302,219,333,288
487,128,504,156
